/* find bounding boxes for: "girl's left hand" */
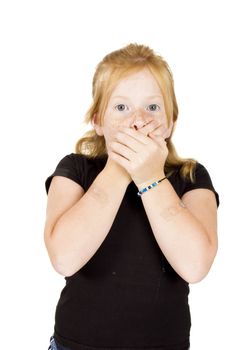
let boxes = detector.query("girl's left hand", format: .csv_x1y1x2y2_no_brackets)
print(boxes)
108,120,173,188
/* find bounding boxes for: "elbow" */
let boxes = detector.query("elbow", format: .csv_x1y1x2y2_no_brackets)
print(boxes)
182,267,209,284
44,233,82,277
183,249,218,284
45,247,80,277
185,272,207,284
53,258,71,277
53,254,83,277
46,252,69,277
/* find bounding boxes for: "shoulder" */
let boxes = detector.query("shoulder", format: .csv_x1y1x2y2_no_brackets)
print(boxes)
45,153,86,195
185,161,213,184
172,161,211,184
166,161,219,208
182,161,220,208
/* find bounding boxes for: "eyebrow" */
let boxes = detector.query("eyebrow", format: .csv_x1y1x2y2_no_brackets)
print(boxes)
111,95,163,100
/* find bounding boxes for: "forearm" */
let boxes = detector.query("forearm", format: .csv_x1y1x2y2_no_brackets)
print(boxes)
138,177,213,283
51,169,129,277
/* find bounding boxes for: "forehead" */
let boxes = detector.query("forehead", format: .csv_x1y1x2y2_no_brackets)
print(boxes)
111,68,161,95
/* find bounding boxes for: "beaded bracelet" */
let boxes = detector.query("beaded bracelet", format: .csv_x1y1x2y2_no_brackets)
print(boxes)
137,176,167,197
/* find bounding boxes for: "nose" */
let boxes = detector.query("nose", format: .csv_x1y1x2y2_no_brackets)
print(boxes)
130,108,152,130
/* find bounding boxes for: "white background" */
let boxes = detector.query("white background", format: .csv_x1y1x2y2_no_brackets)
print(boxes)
0,1,231,349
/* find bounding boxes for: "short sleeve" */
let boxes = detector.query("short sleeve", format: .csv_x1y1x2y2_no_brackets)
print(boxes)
182,162,220,208
45,153,84,195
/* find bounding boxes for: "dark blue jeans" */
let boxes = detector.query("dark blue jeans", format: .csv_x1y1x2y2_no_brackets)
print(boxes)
48,335,71,350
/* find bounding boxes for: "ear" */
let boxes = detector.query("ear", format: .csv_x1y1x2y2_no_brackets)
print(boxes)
163,119,174,139
92,113,104,136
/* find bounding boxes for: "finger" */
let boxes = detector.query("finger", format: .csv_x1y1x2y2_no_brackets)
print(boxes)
110,140,136,159
150,124,167,137
148,133,167,148
150,119,174,139
115,130,142,152
136,119,161,136
118,126,151,145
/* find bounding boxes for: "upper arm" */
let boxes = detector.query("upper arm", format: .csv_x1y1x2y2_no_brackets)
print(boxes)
43,175,85,248
181,188,218,254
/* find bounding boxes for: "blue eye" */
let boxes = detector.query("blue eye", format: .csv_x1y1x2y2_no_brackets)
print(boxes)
114,103,160,112
115,104,128,112
147,104,160,112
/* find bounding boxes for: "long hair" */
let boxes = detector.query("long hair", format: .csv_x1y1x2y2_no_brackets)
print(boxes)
75,43,198,182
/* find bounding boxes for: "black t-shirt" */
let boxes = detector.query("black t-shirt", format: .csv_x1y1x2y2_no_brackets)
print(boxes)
45,153,220,350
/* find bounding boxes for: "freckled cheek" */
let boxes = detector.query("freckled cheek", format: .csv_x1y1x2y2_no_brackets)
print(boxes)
109,119,122,129
102,121,121,148
156,112,166,122
107,118,126,138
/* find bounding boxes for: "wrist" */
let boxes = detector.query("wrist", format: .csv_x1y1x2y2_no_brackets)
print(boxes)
102,167,131,189
135,173,166,190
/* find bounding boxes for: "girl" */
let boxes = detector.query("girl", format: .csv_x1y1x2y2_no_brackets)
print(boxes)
44,43,219,350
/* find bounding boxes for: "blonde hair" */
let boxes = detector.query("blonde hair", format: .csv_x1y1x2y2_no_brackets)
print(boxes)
75,43,198,182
